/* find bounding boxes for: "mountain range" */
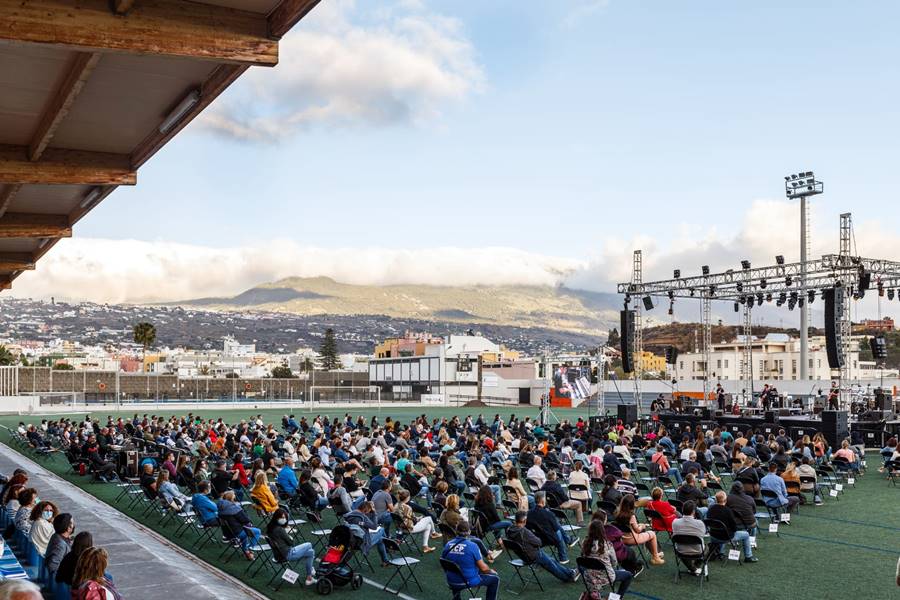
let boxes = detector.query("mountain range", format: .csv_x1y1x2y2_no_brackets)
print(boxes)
172,276,622,335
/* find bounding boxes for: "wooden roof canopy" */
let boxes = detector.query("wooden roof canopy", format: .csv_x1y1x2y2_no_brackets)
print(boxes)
0,0,320,289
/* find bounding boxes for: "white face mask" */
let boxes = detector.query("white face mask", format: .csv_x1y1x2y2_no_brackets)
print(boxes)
42,511,53,521
277,518,288,526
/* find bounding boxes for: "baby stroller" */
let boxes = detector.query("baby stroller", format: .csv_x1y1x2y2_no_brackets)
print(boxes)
315,524,364,595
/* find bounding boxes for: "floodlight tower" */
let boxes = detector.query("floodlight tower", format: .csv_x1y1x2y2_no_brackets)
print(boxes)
785,171,823,381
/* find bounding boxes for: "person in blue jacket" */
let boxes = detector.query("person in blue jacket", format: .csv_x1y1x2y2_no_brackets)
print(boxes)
191,481,219,526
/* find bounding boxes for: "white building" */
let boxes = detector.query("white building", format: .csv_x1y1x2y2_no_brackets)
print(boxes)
675,333,897,382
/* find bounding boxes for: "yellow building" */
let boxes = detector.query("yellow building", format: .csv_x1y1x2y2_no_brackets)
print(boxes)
635,351,667,373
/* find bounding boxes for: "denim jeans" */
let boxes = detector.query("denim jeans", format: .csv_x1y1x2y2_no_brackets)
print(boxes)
239,527,261,552
554,529,570,562
535,550,576,581
451,573,500,600
667,468,684,484
614,568,633,595
488,520,512,533
715,529,752,558
366,528,389,563
286,542,316,576
351,496,366,510
696,506,709,519
377,511,393,536
489,484,502,506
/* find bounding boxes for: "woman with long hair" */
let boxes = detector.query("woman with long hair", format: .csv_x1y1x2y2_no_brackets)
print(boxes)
72,546,122,600
580,519,633,598
393,489,441,553
613,494,664,565
250,470,278,514
28,500,58,556
265,507,316,585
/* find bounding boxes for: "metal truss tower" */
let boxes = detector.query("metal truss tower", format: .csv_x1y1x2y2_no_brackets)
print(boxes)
631,250,643,414
838,213,853,407
702,295,712,402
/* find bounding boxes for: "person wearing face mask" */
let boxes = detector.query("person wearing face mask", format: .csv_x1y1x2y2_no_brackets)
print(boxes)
13,488,38,535
28,500,58,555
44,513,75,575
265,507,316,585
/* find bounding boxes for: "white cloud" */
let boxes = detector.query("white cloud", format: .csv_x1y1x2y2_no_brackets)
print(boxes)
200,0,485,141
9,240,583,304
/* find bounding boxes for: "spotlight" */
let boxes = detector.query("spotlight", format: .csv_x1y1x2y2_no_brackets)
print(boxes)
776,255,785,265
779,292,787,303
889,289,896,301
689,288,695,297
624,294,631,304
702,265,710,276
747,296,754,308
798,298,804,308
737,282,744,292
756,293,764,305
807,290,815,304
673,269,681,279
741,260,751,270
766,293,773,302
709,285,716,296
760,278,767,289
667,290,674,299
786,275,793,286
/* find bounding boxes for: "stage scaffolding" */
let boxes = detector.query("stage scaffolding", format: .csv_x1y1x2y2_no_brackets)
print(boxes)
617,212,900,408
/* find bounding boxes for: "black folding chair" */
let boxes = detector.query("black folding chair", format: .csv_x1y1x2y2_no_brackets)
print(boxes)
501,537,545,595
703,518,743,566
382,538,423,594
440,558,479,599
671,534,710,588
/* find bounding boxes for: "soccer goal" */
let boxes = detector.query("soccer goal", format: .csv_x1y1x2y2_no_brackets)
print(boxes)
309,385,381,407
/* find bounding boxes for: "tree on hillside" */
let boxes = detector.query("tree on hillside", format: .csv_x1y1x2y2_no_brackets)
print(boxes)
607,328,620,347
271,364,295,379
319,328,340,371
52,363,75,371
0,345,14,366
133,322,157,365
299,357,314,373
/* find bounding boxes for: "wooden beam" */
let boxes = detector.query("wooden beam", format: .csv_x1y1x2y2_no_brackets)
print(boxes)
0,184,21,220
268,0,321,39
0,213,71,239
29,52,102,162
0,146,135,186
0,0,278,66
112,0,137,15
0,253,36,271
131,64,248,168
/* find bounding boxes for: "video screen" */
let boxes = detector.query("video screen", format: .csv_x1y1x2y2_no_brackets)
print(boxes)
552,363,592,400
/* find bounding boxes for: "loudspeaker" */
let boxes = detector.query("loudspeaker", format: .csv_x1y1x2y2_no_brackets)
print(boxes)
620,310,635,373
618,404,638,424
764,410,777,423
824,287,845,369
642,296,654,311
665,346,679,365
821,410,849,448
870,336,888,360
859,271,871,291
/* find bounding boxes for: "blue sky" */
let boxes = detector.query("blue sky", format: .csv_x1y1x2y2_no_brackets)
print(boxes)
15,1,900,303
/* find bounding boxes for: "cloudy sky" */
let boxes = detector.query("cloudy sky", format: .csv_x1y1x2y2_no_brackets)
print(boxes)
10,0,900,316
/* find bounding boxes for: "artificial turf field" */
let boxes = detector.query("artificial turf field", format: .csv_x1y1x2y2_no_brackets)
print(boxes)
0,406,897,600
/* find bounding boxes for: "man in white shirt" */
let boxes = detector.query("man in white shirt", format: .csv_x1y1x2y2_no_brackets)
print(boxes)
527,456,547,490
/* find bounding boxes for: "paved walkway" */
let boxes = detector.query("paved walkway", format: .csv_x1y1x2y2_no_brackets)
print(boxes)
0,443,264,600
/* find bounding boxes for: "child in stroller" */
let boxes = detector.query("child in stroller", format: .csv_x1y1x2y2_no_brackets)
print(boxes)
315,524,364,595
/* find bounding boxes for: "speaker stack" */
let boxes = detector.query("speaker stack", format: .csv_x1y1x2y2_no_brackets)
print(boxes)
620,310,635,373
617,404,638,425
823,287,845,369
820,410,849,448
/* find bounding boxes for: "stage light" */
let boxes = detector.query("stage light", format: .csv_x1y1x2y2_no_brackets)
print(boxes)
737,282,744,292
709,285,716,296
786,275,793,286
757,293,764,305
808,290,815,304
776,255,785,265
734,302,739,312
785,171,822,199
779,292,787,303
741,260,751,270
760,278,767,289
747,296,754,308
673,269,681,279
624,294,631,304
798,298,805,308
689,288,695,297
889,289,896,301
784,176,790,181
766,293,773,302
667,290,674,299
702,265,710,276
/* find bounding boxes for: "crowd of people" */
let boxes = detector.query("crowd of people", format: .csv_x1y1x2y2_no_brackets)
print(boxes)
5,409,894,600
0,466,120,599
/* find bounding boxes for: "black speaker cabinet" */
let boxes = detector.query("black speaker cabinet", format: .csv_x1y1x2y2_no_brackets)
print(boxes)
618,404,638,424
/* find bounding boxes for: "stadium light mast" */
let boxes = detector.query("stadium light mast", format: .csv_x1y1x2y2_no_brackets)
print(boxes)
785,171,823,381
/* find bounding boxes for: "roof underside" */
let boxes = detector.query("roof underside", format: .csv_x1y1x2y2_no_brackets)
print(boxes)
0,0,320,288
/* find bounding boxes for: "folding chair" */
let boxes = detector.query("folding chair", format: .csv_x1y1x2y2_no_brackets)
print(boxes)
752,498,779,537
382,538,423,594
576,555,620,598
501,537,545,595
191,519,222,552
390,511,421,555
886,460,898,486
549,507,581,537
703,518,743,566
304,510,332,553
671,534,710,588
642,507,672,546
440,558,479,600
760,489,790,521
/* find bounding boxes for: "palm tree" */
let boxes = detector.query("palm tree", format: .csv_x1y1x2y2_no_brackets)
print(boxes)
133,322,157,369
0,345,14,366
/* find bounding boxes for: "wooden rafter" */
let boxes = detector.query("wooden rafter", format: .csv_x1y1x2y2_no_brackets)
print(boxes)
0,146,135,186
268,0,321,39
131,64,248,168
0,213,72,239
29,52,102,162
0,184,22,220
0,0,278,66
0,253,37,271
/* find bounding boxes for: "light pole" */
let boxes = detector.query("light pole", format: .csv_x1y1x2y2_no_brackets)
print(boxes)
785,171,823,382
